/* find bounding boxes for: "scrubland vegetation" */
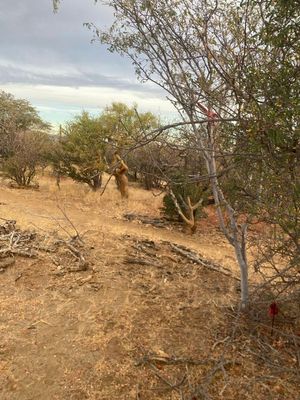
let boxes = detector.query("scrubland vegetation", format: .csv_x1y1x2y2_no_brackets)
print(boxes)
0,0,299,399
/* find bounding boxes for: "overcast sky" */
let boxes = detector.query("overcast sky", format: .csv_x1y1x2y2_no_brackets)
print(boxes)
0,0,174,129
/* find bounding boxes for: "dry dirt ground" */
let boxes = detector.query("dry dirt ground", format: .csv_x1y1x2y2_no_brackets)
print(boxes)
0,175,299,400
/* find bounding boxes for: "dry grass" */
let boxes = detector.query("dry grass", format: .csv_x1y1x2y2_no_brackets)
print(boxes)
0,173,299,400
40,172,163,220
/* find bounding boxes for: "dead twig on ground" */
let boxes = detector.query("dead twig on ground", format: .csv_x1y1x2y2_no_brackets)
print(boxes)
211,336,230,350
125,257,157,266
56,201,83,242
136,354,215,367
169,243,239,280
14,272,23,282
123,213,169,229
0,219,90,274
148,362,186,393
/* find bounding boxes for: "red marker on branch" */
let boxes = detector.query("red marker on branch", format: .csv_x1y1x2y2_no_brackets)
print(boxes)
197,102,218,122
269,302,279,335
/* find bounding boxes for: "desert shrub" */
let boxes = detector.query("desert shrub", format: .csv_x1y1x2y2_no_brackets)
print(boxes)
0,91,50,187
161,172,208,221
54,112,107,191
50,104,159,191
99,102,158,150
128,141,167,190
1,130,50,187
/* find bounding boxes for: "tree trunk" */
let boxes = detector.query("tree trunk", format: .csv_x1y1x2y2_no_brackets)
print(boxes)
89,173,102,191
203,122,249,308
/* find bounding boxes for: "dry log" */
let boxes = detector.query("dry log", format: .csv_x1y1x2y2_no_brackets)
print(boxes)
132,245,156,257
169,243,240,281
0,248,37,258
123,213,168,228
124,257,155,266
10,249,37,258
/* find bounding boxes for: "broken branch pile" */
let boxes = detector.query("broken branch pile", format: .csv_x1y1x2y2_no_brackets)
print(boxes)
169,243,240,281
123,213,170,229
0,219,89,274
124,238,161,267
124,235,238,281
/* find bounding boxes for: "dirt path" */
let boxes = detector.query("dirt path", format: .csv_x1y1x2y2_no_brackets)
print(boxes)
1,178,298,400
0,178,237,272
0,177,242,400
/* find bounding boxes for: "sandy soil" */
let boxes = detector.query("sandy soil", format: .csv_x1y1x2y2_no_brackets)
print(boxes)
0,175,298,400
0,174,238,270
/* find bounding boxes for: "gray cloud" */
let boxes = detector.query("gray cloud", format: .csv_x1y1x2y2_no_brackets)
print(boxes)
0,61,162,94
0,0,131,76
0,0,172,124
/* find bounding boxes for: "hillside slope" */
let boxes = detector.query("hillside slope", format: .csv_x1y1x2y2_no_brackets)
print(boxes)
0,175,298,400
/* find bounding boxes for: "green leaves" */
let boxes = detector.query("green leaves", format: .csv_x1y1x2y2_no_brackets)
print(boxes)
55,103,158,190
0,91,50,186
99,102,158,150
57,111,106,190
0,91,49,138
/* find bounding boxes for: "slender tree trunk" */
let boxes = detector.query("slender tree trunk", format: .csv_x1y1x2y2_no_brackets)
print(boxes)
90,173,102,191
234,244,249,308
203,122,249,308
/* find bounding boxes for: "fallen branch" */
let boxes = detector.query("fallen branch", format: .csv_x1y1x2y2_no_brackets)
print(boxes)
0,220,90,274
170,243,240,281
124,257,156,266
123,213,168,228
148,363,186,393
14,272,23,282
56,202,83,242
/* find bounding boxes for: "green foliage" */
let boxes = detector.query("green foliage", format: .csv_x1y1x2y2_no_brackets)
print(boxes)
0,91,50,186
2,130,51,187
50,104,158,191
0,90,49,158
99,102,158,150
49,103,158,190
0,90,48,132
56,112,107,191
127,140,168,190
161,173,207,221
221,0,300,280
99,102,160,189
